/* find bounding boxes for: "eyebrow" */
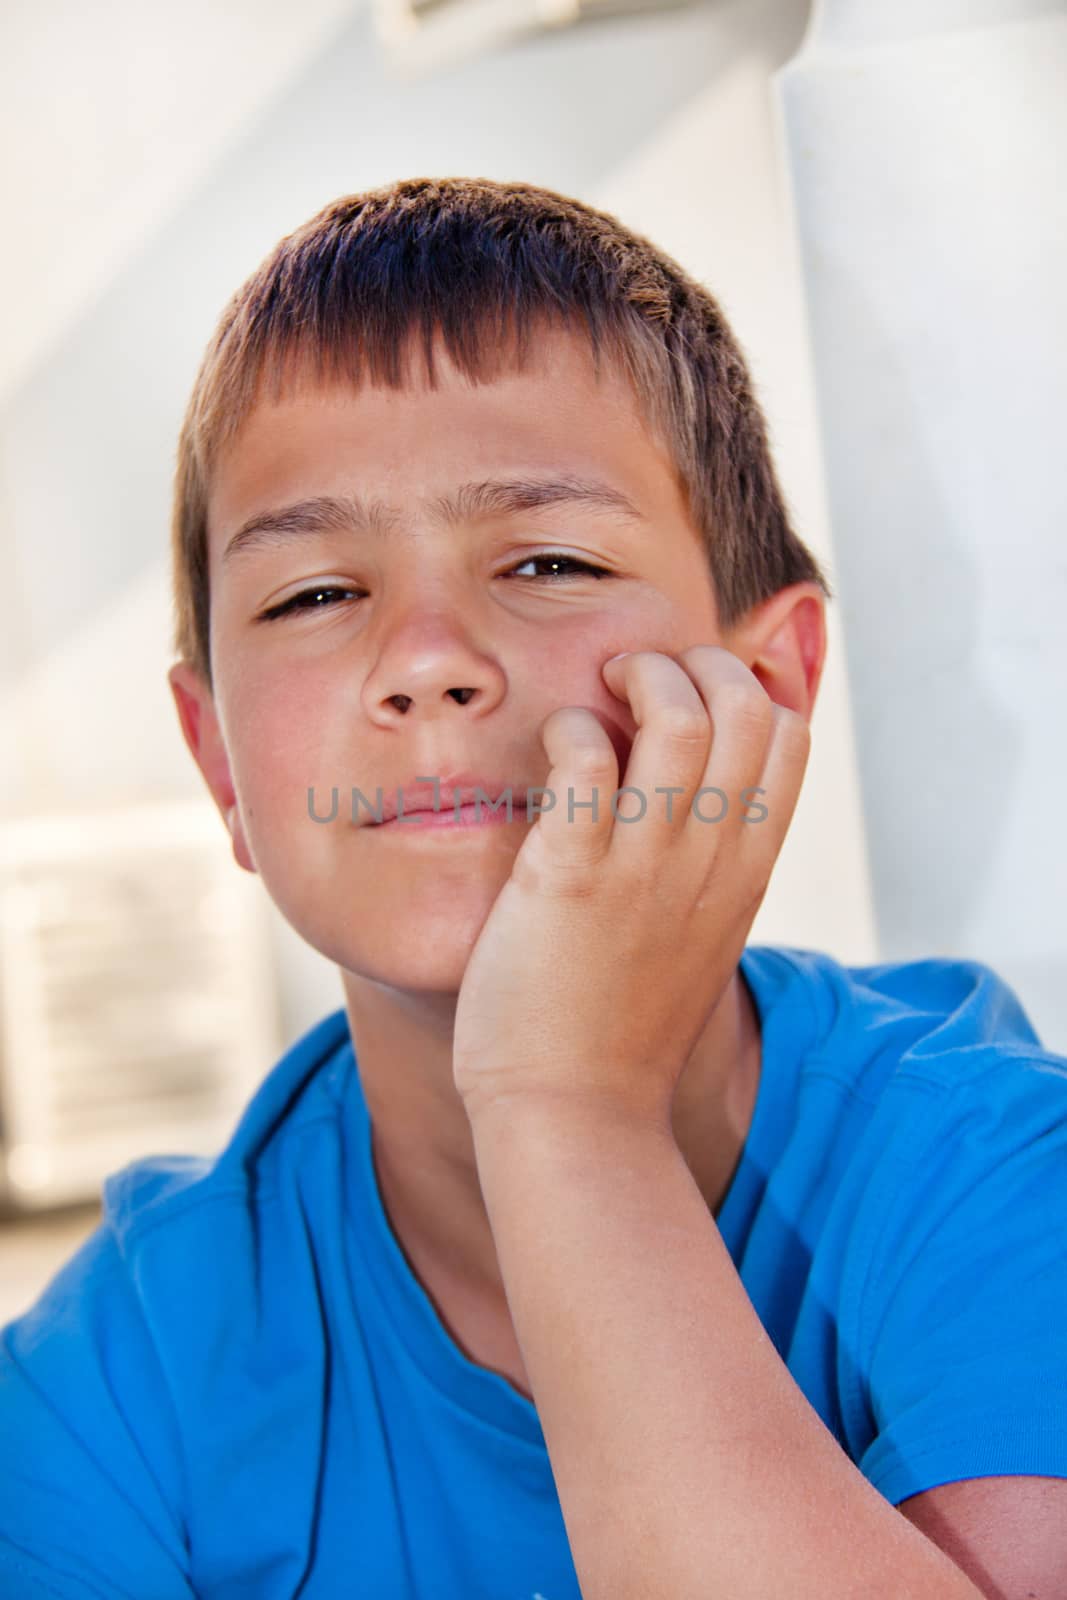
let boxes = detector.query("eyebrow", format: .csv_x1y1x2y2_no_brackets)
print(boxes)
220,474,648,566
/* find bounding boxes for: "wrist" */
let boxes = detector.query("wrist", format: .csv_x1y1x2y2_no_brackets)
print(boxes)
460,1080,675,1144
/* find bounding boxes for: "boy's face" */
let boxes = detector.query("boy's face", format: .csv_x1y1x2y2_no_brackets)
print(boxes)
171,324,733,995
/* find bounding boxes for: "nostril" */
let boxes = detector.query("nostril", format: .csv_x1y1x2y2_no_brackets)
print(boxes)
449,688,476,705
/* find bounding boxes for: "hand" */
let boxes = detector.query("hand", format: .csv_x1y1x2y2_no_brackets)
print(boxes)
452,646,810,1126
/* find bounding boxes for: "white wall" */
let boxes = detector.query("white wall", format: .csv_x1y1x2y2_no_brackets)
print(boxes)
778,0,1067,1048
0,0,877,1050
0,0,360,404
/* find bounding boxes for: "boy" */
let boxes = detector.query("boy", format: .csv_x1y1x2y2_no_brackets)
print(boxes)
2,175,1066,1599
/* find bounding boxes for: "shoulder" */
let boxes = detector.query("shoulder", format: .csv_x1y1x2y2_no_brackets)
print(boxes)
743,951,1067,1504
0,1006,357,1591
848,1032,1067,1505
5,1002,355,1362
4,1004,356,1389
101,1004,353,1249
738,944,1067,1274
748,942,1057,1098
810,948,1067,1172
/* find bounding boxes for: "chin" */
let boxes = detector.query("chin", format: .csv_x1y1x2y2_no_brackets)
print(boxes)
338,941,479,999
331,891,498,995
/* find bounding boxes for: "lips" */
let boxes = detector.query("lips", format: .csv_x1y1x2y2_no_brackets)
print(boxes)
364,774,530,826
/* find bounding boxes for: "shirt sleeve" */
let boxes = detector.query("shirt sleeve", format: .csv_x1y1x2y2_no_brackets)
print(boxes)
0,1223,196,1599
856,1054,1067,1507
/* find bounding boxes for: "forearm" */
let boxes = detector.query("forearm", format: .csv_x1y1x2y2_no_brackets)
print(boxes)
466,1096,984,1600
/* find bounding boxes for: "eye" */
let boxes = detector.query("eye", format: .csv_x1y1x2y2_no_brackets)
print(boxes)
256,585,361,622
255,553,611,623
504,553,611,582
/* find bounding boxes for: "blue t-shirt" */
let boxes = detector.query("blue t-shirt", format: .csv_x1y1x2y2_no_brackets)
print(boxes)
2,944,1067,1598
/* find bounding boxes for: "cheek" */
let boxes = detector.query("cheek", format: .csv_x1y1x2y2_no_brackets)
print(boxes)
224,663,341,804
536,632,639,761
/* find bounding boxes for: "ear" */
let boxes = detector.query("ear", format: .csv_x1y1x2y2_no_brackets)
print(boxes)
721,583,828,723
167,662,257,874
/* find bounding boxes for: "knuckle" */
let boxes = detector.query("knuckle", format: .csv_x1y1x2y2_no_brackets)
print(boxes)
571,742,614,778
656,701,709,744
714,683,773,730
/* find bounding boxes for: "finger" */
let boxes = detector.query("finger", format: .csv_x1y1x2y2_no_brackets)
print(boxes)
737,703,810,863
536,704,618,866
673,646,777,849
599,651,712,857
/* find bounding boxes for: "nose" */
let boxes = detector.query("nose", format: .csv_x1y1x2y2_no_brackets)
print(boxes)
360,608,506,724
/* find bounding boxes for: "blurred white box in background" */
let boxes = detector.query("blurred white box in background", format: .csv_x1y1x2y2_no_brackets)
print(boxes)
373,0,700,80
0,799,282,1214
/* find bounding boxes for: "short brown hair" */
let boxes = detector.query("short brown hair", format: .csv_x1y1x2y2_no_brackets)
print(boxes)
171,175,832,691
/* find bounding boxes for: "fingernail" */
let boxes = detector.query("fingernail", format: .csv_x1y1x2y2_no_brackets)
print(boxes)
605,652,630,665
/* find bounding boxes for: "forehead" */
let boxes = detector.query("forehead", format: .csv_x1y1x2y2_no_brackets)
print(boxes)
205,324,684,568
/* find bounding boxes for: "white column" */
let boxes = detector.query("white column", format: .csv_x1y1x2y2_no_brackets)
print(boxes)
776,0,1067,1047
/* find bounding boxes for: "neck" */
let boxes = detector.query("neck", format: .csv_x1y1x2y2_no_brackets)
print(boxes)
342,963,762,1309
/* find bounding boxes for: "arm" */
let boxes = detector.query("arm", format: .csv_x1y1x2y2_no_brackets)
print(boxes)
900,1476,1067,1600
450,646,1023,1598
467,1094,986,1600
